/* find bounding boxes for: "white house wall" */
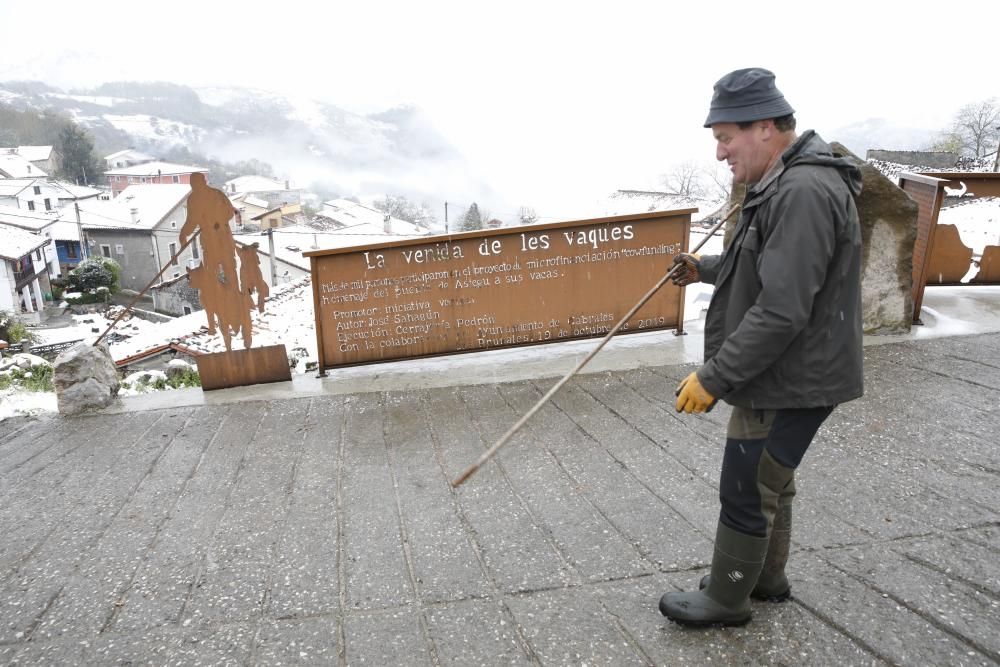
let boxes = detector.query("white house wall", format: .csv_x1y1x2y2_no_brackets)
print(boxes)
0,261,16,312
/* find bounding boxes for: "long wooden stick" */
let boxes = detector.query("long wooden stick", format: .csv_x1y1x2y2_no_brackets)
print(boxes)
93,232,200,347
451,205,740,487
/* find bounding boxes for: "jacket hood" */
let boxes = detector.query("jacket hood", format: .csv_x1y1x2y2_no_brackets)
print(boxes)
782,130,863,197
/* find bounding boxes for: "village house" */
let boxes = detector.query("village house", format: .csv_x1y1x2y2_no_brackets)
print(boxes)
0,152,46,179
104,148,156,170
225,175,300,207
250,203,303,230
47,219,86,275
104,161,208,197
0,145,60,175
77,184,205,292
0,204,62,278
0,178,63,213
314,198,426,235
0,223,51,324
230,193,271,227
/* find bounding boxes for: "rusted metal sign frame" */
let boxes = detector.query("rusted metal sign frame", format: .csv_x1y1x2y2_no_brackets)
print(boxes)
899,172,948,323
306,209,694,375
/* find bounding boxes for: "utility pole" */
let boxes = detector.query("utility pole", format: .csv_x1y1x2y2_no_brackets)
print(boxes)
267,226,278,287
444,201,449,234
74,202,88,259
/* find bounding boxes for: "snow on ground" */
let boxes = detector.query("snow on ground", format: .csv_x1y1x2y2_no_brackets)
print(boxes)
0,387,57,422
102,114,204,143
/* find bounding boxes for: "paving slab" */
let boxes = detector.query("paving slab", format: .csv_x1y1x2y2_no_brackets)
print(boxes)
1,332,999,665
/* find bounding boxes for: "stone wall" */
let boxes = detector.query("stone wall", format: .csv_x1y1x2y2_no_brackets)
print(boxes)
150,274,202,317
865,150,958,169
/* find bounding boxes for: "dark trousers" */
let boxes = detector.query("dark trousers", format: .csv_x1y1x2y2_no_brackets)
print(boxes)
719,406,834,537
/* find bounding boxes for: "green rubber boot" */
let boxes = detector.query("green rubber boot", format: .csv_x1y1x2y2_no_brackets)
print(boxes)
659,522,768,627
697,500,793,602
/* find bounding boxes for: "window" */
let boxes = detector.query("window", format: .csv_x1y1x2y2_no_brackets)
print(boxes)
67,244,78,259
27,201,35,211
115,244,124,255
44,198,51,211
169,242,178,266
172,175,180,183
101,244,112,258
170,221,176,229
183,306,192,315
33,185,41,195
35,249,42,261
192,241,200,260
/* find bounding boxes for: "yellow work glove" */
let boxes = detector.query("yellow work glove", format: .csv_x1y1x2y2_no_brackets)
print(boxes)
675,372,716,414
670,253,701,286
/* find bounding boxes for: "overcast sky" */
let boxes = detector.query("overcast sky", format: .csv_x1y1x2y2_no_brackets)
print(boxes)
2,0,998,217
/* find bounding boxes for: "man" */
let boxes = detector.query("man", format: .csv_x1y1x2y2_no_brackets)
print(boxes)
658,68,864,627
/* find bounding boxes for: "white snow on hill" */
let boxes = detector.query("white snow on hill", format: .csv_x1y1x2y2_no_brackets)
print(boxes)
101,114,205,143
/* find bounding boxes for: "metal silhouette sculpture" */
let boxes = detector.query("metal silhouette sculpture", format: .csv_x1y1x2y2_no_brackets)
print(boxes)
181,172,260,351
181,173,291,390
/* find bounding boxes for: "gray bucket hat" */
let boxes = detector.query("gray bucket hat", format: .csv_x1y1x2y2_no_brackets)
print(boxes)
704,67,795,128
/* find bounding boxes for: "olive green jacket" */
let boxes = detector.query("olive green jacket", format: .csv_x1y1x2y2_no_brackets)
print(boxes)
696,131,864,408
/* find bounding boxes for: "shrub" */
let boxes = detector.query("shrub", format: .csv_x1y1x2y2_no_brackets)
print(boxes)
69,257,120,293
0,364,54,392
0,310,40,345
168,367,202,389
64,291,109,305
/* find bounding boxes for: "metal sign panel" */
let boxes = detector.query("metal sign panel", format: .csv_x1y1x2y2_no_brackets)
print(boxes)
306,209,693,372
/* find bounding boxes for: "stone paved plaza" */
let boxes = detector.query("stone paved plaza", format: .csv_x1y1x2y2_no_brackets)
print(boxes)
1,333,998,665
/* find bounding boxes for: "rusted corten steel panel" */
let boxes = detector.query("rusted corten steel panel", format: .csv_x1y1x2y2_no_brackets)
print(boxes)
975,246,1000,283
921,172,1000,199
926,224,975,284
195,344,292,390
305,210,693,372
900,173,947,323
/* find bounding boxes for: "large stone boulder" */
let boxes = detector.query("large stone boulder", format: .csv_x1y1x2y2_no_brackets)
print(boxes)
831,142,918,334
53,342,120,415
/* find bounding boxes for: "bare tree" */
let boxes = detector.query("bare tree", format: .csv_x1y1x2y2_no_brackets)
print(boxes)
705,163,733,202
930,98,1000,158
661,160,707,198
373,194,422,223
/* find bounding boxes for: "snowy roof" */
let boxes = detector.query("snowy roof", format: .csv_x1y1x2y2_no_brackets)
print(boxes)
225,175,290,192
104,161,208,177
0,223,48,260
48,219,82,242
47,181,105,200
243,195,270,210
233,218,430,271
7,145,53,162
316,198,428,236
102,277,316,364
0,153,46,178
0,178,38,197
76,184,190,230
0,203,59,232
104,148,156,162
868,155,996,183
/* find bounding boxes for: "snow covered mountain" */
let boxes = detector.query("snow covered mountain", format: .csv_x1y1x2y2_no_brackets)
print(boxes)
0,81,494,209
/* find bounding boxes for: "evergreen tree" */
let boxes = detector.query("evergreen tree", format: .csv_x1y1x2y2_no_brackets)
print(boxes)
57,124,103,185
459,203,483,232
